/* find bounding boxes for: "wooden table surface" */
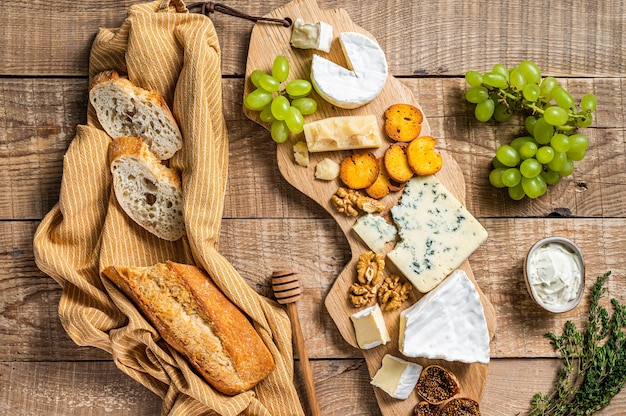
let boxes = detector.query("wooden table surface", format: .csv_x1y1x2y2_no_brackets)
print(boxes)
1,1,625,415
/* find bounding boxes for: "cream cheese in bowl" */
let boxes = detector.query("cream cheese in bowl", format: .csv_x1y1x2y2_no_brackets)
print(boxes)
524,237,584,313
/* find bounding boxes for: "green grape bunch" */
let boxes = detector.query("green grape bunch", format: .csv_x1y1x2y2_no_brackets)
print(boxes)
465,60,597,200
244,55,318,143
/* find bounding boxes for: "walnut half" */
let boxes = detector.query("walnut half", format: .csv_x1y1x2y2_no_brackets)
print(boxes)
331,187,385,217
377,274,412,312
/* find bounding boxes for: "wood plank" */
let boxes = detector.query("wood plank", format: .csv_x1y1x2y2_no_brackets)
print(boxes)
3,217,626,361
1,1,625,77
2,78,623,220
1,359,624,415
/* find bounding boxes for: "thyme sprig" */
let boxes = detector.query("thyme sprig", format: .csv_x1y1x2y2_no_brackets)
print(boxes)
525,271,626,415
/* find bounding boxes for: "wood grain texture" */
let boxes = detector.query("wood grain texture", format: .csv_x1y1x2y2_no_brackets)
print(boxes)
1,1,625,77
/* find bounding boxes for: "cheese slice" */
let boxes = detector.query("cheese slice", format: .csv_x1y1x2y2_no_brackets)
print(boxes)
311,32,388,109
350,303,390,349
370,354,423,400
303,115,382,152
399,269,490,364
386,175,488,293
352,214,397,254
290,18,333,53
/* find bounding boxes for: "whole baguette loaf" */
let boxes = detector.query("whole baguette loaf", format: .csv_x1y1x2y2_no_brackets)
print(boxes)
109,136,185,241
90,70,183,160
102,261,276,395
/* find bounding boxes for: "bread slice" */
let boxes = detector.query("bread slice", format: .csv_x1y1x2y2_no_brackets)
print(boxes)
102,262,276,395
109,136,184,241
90,70,183,160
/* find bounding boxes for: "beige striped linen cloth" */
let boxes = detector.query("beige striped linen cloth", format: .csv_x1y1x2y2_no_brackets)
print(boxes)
33,1,305,415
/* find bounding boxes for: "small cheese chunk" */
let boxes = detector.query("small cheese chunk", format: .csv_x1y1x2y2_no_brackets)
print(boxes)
311,32,388,109
293,141,309,167
314,158,340,180
371,354,423,400
350,304,390,349
387,175,488,293
290,18,333,53
399,269,490,364
352,214,397,254
303,115,382,152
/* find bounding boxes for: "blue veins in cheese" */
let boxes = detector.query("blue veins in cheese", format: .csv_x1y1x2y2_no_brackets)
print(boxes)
352,214,397,254
311,32,388,109
350,303,390,349
371,354,423,400
399,269,490,364
386,175,488,293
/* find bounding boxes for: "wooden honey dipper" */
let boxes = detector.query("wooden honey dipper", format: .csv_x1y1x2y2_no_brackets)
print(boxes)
271,269,321,416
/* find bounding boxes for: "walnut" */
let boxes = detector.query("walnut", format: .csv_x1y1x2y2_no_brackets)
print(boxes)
349,283,375,308
356,251,385,286
377,274,412,312
331,187,384,217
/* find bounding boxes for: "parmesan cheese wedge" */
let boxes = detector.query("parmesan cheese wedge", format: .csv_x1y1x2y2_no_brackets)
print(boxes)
303,115,382,152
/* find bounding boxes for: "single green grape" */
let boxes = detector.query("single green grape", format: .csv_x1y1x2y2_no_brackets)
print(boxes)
492,64,509,80
502,168,522,187
483,72,508,89
509,69,526,91
465,71,483,87
493,104,513,122
525,116,537,135
259,104,274,123
552,86,575,109
495,144,521,167
270,95,290,120
533,117,554,144
522,83,541,102
244,88,272,111
521,176,543,199
543,106,569,126
259,74,280,93
290,97,317,115
520,158,542,178
270,120,290,143
272,55,290,82
475,98,495,122
567,149,586,161
511,136,535,151
519,141,538,159
536,146,555,164
250,70,266,88
489,168,507,188
548,151,567,172
508,183,526,200
285,79,312,97
541,169,560,186
568,134,589,152
551,133,571,153
465,86,489,104
559,159,575,176
540,76,558,99
285,106,304,134
577,113,593,128
581,93,597,112
519,60,541,84
492,156,506,169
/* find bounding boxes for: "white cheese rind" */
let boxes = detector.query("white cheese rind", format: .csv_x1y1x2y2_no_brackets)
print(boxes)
386,175,488,293
352,214,397,254
311,32,388,109
350,303,390,349
370,354,423,400
303,115,382,152
399,269,490,364
290,19,333,53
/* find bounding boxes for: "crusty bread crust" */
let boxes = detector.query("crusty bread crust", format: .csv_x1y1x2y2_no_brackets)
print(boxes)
90,70,183,160
102,262,276,395
109,136,184,241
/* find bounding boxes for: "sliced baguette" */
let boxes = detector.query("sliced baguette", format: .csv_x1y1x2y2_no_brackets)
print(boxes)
90,70,183,160
101,261,276,395
109,136,185,241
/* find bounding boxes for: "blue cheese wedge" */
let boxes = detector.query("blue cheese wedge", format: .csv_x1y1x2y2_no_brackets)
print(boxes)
386,175,488,293
399,269,490,364
350,303,390,349
371,354,423,400
311,32,388,109
352,214,397,253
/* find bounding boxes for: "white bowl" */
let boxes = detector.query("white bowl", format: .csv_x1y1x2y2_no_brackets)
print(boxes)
523,236,585,313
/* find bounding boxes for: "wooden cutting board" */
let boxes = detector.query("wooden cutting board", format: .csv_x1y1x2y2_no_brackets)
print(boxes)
243,0,497,414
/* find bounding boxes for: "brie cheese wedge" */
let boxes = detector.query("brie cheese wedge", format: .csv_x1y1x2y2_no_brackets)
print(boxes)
399,269,490,364
350,303,390,349
371,354,423,400
290,18,333,53
311,32,388,109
